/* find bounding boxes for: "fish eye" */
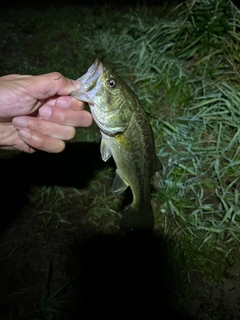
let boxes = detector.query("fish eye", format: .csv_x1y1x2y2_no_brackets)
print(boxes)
107,78,117,88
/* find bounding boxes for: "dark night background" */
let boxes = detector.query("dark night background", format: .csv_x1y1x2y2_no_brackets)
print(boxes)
1,0,240,8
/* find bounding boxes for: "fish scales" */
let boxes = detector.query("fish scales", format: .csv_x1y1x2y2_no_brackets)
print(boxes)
71,59,161,231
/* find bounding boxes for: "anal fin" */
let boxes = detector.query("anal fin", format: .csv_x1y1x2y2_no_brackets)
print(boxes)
113,170,129,196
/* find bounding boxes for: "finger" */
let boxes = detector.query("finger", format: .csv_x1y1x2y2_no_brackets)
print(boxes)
0,123,36,153
0,74,25,81
69,97,86,111
38,105,93,127
0,144,35,152
56,96,86,111
44,96,86,111
26,72,81,99
12,116,76,140
18,128,66,153
15,139,36,153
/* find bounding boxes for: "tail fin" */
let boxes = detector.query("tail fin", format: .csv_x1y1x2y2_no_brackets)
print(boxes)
120,204,154,232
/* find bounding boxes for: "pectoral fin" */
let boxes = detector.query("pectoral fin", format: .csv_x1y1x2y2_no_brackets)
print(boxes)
115,134,133,152
113,170,129,196
100,137,112,162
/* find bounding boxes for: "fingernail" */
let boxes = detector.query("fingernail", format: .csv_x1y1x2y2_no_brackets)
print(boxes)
39,107,52,119
13,117,28,128
71,80,81,89
19,128,31,140
56,96,71,108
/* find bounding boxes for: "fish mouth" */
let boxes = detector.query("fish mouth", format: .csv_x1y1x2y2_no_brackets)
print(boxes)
71,59,103,103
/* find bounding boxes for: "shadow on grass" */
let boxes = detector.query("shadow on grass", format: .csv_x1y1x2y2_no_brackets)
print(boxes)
0,142,107,232
12,232,195,320
0,143,196,320
66,231,196,320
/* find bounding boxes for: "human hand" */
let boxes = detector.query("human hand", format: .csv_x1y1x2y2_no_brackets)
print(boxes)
0,72,92,153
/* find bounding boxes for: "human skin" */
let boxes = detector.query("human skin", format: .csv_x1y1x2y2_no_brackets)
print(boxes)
0,72,92,153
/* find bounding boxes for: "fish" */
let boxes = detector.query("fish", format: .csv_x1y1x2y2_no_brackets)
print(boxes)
71,59,161,231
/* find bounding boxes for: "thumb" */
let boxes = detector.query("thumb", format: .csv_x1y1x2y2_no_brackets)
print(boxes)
28,72,80,99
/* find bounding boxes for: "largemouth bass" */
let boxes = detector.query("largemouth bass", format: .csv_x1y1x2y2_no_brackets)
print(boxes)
71,59,161,231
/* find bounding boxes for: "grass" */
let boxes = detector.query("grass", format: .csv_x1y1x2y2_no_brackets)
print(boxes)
30,186,72,229
1,0,240,318
16,260,77,320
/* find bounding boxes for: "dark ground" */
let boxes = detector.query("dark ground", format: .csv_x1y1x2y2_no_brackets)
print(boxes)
0,145,195,320
1,146,240,319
